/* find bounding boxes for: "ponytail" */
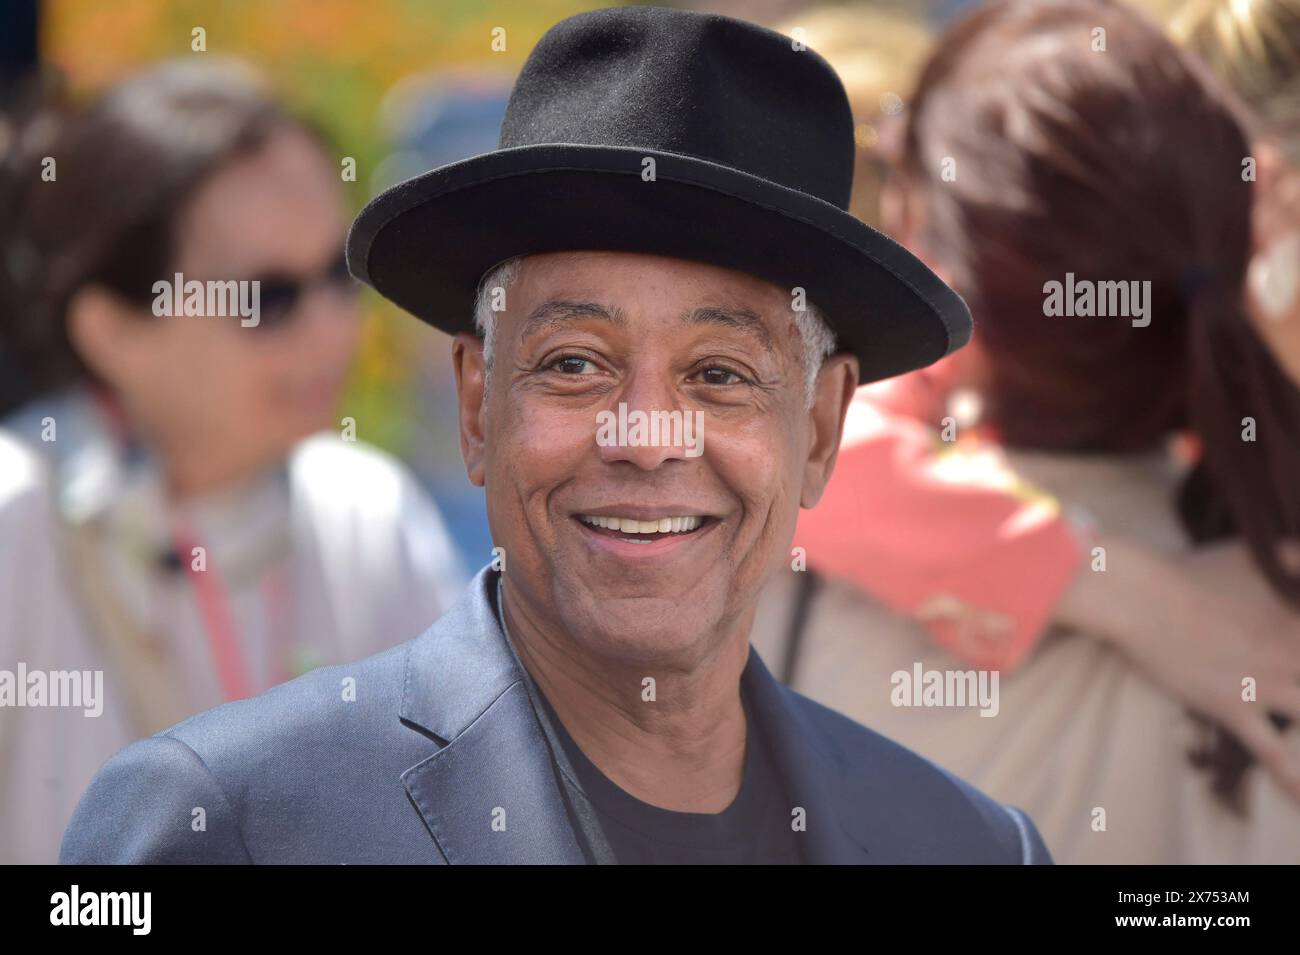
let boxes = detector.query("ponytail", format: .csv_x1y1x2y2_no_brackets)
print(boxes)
1179,268,1300,812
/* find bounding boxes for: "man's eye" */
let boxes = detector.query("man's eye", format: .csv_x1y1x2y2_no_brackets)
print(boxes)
549,355,597,375
698,366,745,385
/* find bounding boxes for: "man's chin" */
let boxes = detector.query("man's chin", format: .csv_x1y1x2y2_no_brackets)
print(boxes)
555,591,722,665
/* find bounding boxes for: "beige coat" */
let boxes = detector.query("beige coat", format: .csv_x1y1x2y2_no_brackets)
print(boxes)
751,449,1300,863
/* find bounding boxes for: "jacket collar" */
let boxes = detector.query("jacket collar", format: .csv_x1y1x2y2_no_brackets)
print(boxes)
398,566,587,863
399,566,870,864
741,650,872,863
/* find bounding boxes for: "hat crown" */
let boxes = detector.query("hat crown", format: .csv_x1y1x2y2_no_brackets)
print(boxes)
499,6,855,209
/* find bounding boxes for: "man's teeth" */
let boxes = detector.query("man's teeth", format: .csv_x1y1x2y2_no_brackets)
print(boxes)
579,515,703,534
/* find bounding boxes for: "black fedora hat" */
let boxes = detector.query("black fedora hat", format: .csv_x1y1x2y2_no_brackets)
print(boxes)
347,5,971,384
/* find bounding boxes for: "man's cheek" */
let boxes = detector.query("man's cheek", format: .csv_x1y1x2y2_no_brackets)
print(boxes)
512,403,596,453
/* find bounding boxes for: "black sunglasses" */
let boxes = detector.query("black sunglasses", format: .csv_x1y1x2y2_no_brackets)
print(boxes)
252,251,357,330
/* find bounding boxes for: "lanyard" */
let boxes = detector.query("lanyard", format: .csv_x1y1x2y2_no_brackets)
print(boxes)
170,515,294,702
86,386,295,701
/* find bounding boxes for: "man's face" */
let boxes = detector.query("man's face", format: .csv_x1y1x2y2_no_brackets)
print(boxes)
454,251,856,669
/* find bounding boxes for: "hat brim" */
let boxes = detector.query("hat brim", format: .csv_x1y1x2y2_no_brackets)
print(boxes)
347,143,970,384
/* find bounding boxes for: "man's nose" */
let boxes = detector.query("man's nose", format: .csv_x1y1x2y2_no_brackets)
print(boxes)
595,372,698,470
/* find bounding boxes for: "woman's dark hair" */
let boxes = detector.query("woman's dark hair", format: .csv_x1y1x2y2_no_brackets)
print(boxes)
1174,0,1300,809
1177,268,1300,810
901,0,1299,811
0,59,322,413
899,0,1252,454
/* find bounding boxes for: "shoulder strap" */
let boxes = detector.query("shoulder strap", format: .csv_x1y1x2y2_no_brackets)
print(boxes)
780,568,821,687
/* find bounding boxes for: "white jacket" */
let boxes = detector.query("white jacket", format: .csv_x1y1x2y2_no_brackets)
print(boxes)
0,394,466,863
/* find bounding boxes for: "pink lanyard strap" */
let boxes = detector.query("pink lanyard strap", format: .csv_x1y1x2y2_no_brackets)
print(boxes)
90,388,296,699
171,519,251,702
170,517,295,701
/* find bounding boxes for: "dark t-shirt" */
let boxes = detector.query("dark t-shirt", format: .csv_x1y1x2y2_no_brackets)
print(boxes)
531,682,804,865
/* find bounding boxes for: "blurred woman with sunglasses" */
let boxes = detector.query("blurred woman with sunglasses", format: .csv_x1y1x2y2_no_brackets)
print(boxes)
0,60,465,862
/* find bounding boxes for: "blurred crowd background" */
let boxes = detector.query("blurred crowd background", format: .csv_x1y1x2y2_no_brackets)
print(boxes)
9,0,1138,568
0,0,1204,573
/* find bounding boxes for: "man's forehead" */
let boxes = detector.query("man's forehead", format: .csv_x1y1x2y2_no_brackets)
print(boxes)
516,298,777,355
508,251,791,353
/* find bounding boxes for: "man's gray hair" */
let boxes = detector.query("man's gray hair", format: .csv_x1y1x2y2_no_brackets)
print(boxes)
473,256,838,408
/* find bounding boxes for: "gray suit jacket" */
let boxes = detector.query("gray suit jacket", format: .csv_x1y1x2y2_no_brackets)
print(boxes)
61,566,1052,864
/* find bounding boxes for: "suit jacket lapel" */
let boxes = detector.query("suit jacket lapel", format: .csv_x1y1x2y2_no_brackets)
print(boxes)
397,567,869,864
742,646,872,864
398,567,586,864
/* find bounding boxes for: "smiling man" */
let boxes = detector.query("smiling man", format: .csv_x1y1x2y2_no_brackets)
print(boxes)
61,6,1051,864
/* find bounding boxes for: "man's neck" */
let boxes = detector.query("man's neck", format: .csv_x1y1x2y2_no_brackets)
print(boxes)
498,577,753,814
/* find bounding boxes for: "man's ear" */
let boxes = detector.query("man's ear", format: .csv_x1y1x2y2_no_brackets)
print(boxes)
801,351,858,509
452,332,488,487
65,287,142,387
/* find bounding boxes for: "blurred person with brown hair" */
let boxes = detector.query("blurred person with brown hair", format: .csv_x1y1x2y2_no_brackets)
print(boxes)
1170,0,1300,817
766,1,1300,752
1174,0,1300,481
766,1,1082,673
753,0,1300,862
0,60,464,863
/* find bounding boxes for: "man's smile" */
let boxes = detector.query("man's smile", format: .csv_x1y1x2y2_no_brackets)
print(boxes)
572,508,722,557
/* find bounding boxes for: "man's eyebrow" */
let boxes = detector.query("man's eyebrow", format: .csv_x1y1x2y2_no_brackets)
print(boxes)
684,305,775,354
519,299,626,341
